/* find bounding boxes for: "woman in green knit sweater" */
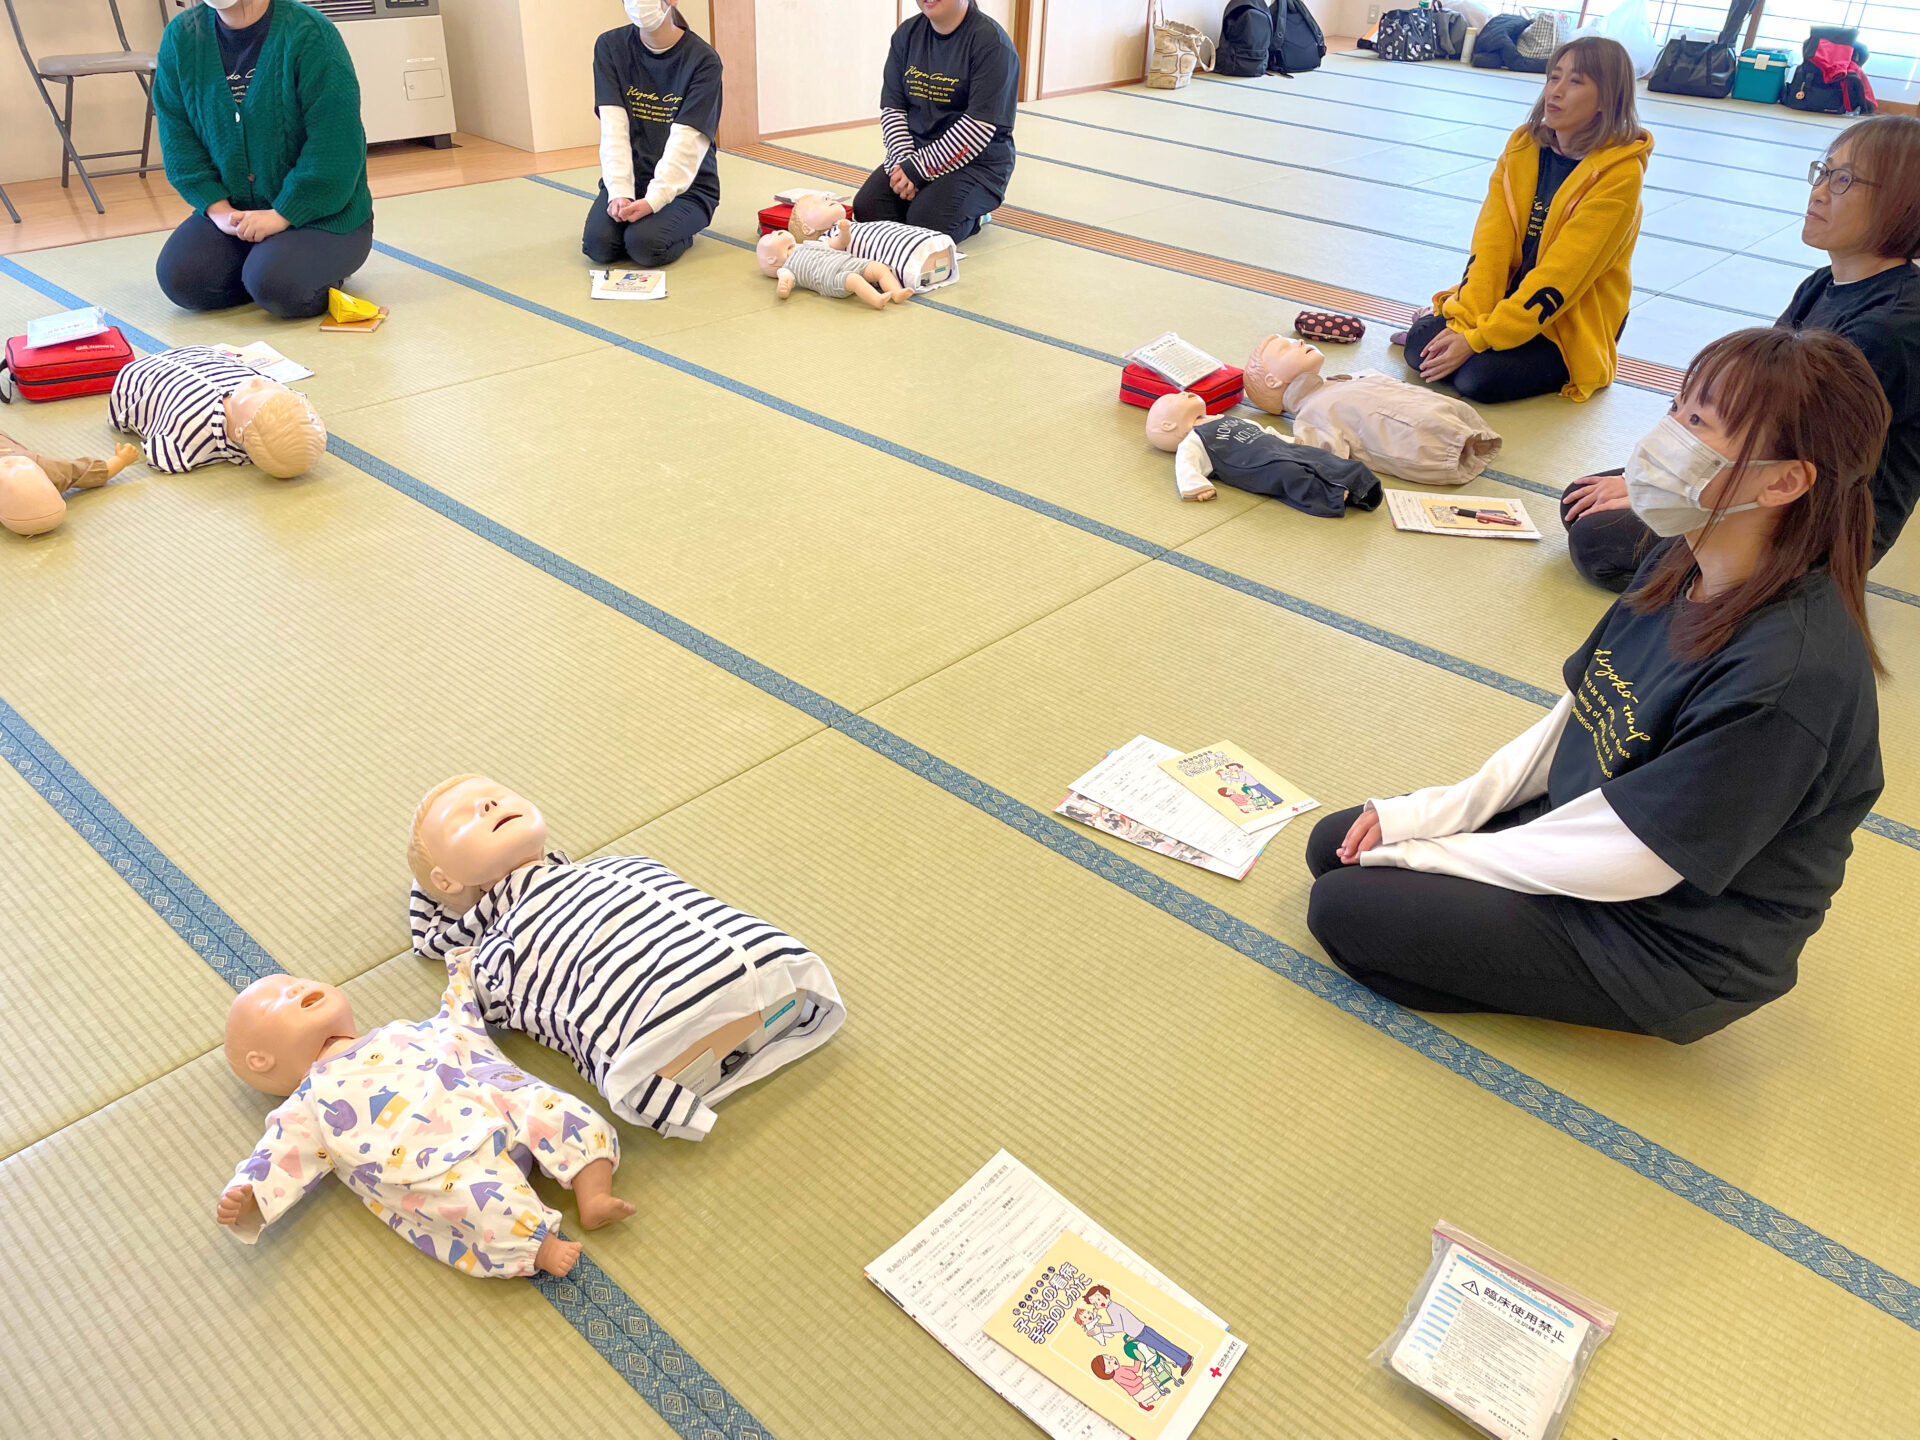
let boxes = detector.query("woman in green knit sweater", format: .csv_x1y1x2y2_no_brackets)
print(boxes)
154,0,374,320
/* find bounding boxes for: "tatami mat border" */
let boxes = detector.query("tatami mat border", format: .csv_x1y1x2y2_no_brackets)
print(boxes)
733,143,1691,395
0,261,781,1440
1020,109,1810,274
0,695,279,988
7,243,1918,1333
65,378,1920,1334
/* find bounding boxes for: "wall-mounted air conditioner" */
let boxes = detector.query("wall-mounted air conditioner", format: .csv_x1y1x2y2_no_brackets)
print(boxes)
163,0,457,146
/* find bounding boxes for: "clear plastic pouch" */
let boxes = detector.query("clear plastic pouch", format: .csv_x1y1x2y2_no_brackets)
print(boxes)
1372,1221,1617,1440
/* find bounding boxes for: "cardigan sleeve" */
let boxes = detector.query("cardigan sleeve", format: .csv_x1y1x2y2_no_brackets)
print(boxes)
1458,164,1641,355
270,20,369,228
153,28,229,214
1435,150,1515,328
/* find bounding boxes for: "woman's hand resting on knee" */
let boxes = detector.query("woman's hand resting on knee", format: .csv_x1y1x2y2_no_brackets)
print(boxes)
1563,472,1630,519
234,209,290,243
608,197,654,223
1418,328,1474,383
1336,804,1383,865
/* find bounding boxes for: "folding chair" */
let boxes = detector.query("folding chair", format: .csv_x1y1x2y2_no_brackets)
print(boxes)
3,0,159,216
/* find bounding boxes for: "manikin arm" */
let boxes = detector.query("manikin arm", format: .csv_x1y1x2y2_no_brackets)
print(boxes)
643,123,711,213
1173,429,1217,501
598,105,637,201
1370,694,1573,844
1361,788,1684,901
220,1096,329,1243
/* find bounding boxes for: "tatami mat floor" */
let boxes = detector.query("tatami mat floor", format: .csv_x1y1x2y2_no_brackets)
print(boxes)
1,55,1914,1440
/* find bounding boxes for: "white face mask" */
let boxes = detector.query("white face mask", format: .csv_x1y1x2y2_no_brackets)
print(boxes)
203,0,247,10
624,0,669,29
1624,413,1767,538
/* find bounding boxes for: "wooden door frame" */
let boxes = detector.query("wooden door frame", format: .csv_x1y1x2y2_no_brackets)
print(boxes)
711,0,760,146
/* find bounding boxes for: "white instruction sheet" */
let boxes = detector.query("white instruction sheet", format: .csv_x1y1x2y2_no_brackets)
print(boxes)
1069,736,1277,873
866,1151,1244,1440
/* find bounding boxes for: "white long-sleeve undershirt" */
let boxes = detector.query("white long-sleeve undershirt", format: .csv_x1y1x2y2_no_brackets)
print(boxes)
598,106,711,211
1358,694,1684,902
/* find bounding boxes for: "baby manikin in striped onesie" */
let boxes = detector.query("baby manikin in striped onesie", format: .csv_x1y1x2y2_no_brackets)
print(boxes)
411,849,845,1141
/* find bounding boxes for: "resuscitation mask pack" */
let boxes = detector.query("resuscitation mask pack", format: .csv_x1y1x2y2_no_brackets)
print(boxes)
1624,414,1766,538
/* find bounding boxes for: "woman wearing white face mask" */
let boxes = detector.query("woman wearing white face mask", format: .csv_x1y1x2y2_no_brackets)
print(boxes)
152,0,373,319
583,2,722,271
1305,327,1886,1045
1565,115,1920,585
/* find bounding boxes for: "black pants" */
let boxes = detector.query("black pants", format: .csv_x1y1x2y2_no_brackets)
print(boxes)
156,212,374,320
581,185,712,268
1404,311,1570,406
852,161,1007,245
1559,468,1654,593
1303,805,1647,1033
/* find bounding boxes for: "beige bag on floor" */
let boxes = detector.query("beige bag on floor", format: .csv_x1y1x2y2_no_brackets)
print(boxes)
1146,1,1216,88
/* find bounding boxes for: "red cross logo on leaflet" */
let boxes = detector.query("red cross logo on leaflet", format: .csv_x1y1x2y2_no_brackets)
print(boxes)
1210,1367,1222,1378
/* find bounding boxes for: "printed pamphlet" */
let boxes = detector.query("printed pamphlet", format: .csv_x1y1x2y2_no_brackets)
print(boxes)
982,1229,1241,1440
1125,332,1226,389
1055,790,1254,881
1066,736,1281,878
591,268,668,301
1156,743,1318,834
866,1151,1246,1440
1385,490,1540,540
26,306,108,350
214,341,314,384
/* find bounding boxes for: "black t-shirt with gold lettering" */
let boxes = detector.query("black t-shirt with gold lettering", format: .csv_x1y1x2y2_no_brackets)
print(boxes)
592,25,723,215
882,3,1019,184
1547,560,1882,1043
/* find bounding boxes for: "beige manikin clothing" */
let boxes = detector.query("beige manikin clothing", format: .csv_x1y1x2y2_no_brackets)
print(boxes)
1283,371,1501,487
0,432,114,492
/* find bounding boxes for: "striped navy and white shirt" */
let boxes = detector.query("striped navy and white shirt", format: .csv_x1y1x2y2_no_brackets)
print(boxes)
109,346,255,474
847,221,959,294
411,851,845,1140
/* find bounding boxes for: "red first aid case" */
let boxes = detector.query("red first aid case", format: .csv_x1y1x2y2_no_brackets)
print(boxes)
758,203,794,236
1118,361,1245,414
1,327,135,404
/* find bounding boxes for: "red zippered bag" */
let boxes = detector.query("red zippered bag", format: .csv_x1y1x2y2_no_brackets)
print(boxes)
0,327,135,404
1118,361,1245,414
758,203,794,236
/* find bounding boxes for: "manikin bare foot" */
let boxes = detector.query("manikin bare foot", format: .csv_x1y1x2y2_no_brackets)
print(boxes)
571,1158,636,1231
534,1233,582,1276
848,275,888,310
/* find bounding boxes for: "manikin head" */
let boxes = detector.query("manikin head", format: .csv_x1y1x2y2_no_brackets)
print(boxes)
0,454,64,537
225,377,327,479
225,974,359,1095
788,198,849,244
1244,334,1326,414
756,230,797,276
1145,390,1206,452
409,774,550,911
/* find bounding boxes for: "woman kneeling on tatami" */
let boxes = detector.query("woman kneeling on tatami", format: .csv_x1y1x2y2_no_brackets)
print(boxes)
1305,328,1887,1045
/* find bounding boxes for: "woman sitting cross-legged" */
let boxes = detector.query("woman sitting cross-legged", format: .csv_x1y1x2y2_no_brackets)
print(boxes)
152,0,373,321
1306,328,1887,1045
1565,114,1920,587
1401,36,1650,405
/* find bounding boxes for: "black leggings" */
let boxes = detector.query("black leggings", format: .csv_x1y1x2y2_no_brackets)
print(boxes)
156,212,374,320
1403,311,1570,406
1303,805,1647,1032
581,184,713,268
852,161,1006,245
1560,469,1656,593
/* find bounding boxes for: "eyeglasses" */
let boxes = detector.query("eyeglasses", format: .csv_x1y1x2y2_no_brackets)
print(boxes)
1808,160,1877,195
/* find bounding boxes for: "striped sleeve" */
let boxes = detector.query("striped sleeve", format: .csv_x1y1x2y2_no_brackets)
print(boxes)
880,108,915,170
903,114,997,183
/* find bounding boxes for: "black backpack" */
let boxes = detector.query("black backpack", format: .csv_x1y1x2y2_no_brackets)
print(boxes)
1783,27,1875,114
1218,0,1274,76
1648,0,1758,97
1269,0,1326,74
1374,6,1440,62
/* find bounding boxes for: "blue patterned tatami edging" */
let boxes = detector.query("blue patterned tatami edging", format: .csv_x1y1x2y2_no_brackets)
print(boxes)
7,253,1919,1332
0,249,776,1440
0,695,281,989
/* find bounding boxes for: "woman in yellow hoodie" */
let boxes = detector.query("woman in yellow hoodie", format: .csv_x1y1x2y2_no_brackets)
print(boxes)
1401,37,1652,404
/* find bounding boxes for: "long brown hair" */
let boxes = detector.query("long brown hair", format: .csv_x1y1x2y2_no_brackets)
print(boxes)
1828,115,1920,259
1628,328,1888,672
1526,37,1642,156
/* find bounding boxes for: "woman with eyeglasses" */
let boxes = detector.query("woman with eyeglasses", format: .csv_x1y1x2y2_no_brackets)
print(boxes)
1564,115,1920,587
1308,327,1887,1044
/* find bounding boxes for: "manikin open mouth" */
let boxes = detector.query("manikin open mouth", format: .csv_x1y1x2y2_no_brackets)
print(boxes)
300,990,324,1009
492,813,521,832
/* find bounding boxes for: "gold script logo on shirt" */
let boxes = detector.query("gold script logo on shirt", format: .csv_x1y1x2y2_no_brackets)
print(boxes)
904,64,962,104
1571,648,1653,779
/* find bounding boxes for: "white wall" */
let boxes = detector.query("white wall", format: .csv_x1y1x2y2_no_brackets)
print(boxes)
0,0,168,185
756,0,894,135
443,0,538,151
